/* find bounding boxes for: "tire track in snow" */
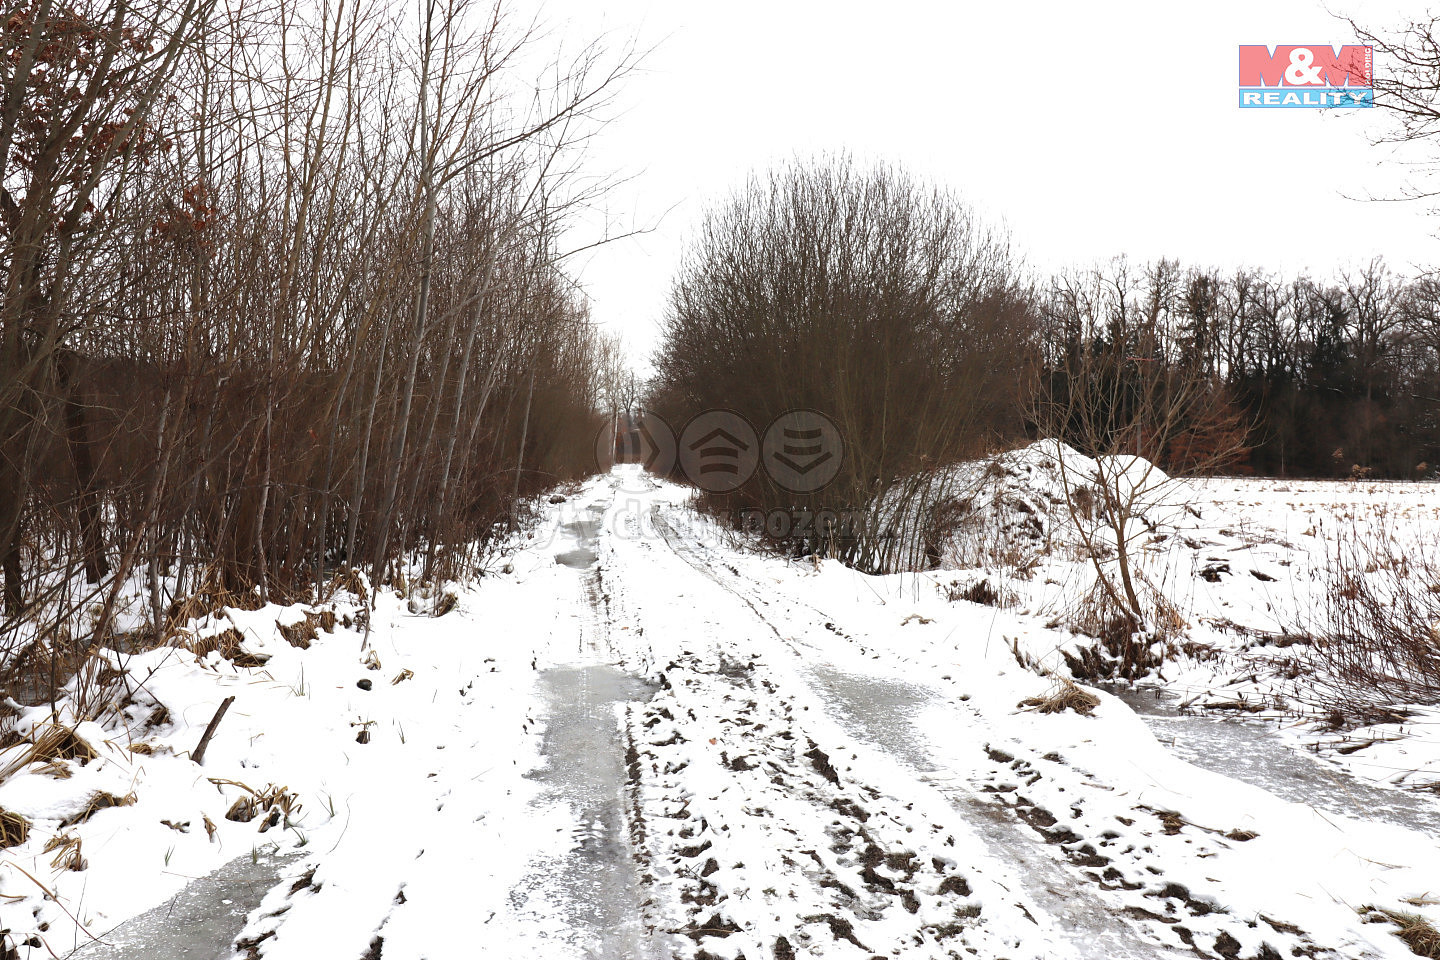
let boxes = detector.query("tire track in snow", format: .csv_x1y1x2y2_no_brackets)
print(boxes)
602,501,1063,958
508,486,675,959
640,502,1339,960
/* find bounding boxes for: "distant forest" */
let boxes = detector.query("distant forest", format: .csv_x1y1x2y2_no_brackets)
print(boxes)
1039,257,1440,479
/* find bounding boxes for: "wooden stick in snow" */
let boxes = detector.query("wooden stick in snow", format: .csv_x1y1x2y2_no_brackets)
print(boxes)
192,696,236,765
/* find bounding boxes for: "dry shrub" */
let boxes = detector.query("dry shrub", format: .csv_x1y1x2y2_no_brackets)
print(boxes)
1019,679,1101,716
1061,580,1172,681
1301,530,1440,726
0,634,89,705
947,577,1017,609
0,808,31,847
650,156,1034,574
921,465,1050,579
70,652,133,719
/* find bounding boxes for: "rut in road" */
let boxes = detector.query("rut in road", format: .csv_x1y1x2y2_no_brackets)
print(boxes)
624,494,1347,960
643,504,1191,959
214,477,1392,960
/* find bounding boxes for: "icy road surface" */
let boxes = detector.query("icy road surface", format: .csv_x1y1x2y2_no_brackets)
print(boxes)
68,467,1437,960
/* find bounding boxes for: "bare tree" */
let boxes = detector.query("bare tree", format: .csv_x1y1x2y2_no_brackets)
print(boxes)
652,155,1036,571
0,0,631,709
1035,262,1251,672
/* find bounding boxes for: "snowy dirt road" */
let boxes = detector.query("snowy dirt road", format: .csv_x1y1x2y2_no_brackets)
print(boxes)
185,468,1440,960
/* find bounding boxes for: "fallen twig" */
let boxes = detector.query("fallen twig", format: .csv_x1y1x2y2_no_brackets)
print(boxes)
192,696,236,765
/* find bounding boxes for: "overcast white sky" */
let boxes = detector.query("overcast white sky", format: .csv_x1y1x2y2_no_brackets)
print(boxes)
532,0,1440,367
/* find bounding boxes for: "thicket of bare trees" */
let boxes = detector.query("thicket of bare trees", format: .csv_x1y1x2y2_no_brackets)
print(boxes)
1038,257,1440,480
650,156,1035,570
2,0,628,695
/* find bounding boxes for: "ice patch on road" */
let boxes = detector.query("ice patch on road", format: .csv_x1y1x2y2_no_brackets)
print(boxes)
807,664,1190,960
1109,684,1440,836
514,664,671,959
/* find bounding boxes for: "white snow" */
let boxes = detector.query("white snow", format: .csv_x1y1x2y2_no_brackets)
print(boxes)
0,461,1437,959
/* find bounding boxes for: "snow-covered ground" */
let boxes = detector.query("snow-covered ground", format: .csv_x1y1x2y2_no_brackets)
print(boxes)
0,463,1438,959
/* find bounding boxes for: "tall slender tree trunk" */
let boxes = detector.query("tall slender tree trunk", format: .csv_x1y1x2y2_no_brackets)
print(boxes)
510,365,534,519
368,0,438,593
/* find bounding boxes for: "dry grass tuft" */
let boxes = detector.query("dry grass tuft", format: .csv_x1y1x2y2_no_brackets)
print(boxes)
164,594,213,638
277,617,316,649
0,723,101,785
391,669,414,685
62,791,136,827
1019,679,1101,716
947,577,1017,608
45,833,87,871
0,808,31,848
187,628,271,668
32,724,98,764
278,611,334,649
188,628,245,659
225,796,256,823
1366,907,1440,957
36,760,73,779
328,569,369,603
1299,529,1440,728
212,779,303,831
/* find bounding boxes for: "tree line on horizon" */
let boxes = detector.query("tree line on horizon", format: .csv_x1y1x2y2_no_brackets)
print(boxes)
1040,255,1440,480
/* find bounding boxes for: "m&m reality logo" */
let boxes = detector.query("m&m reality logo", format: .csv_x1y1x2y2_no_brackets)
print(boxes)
1238,45,1373,108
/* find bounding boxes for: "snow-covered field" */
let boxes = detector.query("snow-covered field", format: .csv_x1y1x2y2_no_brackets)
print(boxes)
1,463,1439,959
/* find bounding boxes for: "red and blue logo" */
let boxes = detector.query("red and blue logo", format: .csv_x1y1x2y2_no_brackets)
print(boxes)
1238,45,1373,108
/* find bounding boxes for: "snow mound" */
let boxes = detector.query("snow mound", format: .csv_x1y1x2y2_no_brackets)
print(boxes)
920,440,1229,569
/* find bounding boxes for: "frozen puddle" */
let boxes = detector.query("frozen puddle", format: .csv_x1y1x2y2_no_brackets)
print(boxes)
1109,685,1440,836
554,505,604,569
62,850,305,959
806,666,1188,960
516,664,664,959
